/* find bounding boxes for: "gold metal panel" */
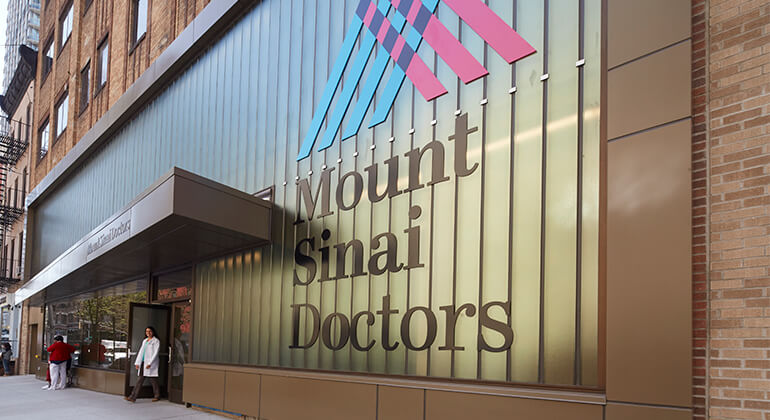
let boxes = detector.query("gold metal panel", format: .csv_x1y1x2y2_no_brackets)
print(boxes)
183,367,225,410
607,120,692,407
260,375,377,420
425,390,602,420
75,368,106,392
378,386,423,420
606,403,692,420
224,371,260,417
607,41,691,140
104,370,126,395
607,0,690,68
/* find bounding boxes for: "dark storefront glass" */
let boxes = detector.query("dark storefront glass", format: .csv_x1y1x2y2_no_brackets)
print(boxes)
45,279,147,371
154,269,192,302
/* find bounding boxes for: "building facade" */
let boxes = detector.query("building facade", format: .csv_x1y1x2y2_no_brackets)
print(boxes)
0,44,36,374
12,0,770,419
2,0,41,94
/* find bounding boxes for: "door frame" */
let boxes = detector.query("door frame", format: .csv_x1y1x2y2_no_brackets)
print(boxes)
124,303,171,397
167,300,191,404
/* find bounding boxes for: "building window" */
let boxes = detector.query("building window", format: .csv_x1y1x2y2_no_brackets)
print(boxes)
17,232,23,274
59,3,74,51
131,0,148,47
152,268,192,302
42,36,53,79
21,167,26,205
44,279,147,370
96,37,109,92
39,119,50,159
25,104,31,143
80,63,90,113
83,0,93,13
55,92,69,139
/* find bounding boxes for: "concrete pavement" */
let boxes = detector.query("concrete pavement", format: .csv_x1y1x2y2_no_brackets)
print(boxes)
0,375,224,419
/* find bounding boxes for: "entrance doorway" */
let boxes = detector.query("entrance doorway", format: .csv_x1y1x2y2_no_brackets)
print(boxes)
125,303,170,398
168,301,191,404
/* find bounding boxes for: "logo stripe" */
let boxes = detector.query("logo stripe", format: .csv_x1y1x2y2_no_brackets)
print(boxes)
367,0,439,129
316,0,394,152
299,0,535,161
392,0,488,84
360,2,447,101
341,4,416,140
297,15,365,161
442,0,536,63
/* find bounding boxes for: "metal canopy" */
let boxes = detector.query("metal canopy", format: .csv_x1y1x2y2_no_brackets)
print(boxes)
17,167,272,304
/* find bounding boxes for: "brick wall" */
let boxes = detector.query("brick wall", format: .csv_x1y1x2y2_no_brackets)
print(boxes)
704,1,770,419
31,0,211,189
692,0,708,418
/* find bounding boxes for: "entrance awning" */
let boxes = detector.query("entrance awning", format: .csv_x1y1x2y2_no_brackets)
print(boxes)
17,168,272,303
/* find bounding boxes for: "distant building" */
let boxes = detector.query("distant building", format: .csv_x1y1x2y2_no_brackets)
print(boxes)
2,0,41,94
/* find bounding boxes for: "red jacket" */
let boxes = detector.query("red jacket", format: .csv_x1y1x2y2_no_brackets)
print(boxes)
47,341,75,362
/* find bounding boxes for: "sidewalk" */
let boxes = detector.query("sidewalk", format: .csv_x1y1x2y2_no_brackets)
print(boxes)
0,375,224,419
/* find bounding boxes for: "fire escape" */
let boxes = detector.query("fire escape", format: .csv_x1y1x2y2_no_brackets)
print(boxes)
0,133,27,291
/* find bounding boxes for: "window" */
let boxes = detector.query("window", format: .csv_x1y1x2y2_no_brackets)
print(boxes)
83,0,93,13
42,36,54,79
25,105,30,143
131,0,148,46
17,233,23,274
96,37,109,92
153,269,192,302
13,179,18,209
55,92,69,139
21,168,26,206
45,279,147,370
39,119,50,159
9,240,14,277
80,63,90,113
59,3,74,50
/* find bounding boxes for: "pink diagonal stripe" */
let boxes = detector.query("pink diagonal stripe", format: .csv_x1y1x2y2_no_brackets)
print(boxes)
406,0,422,22
442,0,536,63
360,5,447,101
423,16,488,84
406,59,447,101
363,1,377,26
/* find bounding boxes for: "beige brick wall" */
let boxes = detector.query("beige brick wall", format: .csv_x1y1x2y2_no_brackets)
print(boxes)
705,1,770,419
31,0,211,189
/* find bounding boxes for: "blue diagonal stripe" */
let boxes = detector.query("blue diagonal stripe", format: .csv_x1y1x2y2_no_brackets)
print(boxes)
317,0,393,152
341,6,409,140
296,12,365,161
368,0,439,129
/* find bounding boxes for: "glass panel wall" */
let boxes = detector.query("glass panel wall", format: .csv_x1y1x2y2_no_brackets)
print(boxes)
44,279,147,371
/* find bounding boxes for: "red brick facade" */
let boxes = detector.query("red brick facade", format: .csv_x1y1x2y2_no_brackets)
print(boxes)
699,0,770,419
692,0,708,418
32,0,210,189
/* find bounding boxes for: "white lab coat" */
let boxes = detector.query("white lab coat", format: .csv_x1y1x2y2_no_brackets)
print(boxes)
134,336,160,377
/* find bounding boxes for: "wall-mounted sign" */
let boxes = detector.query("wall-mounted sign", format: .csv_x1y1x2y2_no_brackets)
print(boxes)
297,0,535,161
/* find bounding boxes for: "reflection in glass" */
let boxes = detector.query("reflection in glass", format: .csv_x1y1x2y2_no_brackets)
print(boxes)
44,279,147,371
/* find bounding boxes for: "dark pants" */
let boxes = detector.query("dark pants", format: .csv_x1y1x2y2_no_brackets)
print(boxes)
129,366,160,399
2,359,9,375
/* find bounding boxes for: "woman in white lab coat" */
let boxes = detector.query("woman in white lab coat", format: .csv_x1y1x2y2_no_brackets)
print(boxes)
125,326,161,402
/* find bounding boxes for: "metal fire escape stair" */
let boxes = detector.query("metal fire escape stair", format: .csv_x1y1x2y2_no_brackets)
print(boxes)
0,133,27,291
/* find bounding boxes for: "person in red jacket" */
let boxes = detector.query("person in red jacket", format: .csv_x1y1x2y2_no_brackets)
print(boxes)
47,336,75,391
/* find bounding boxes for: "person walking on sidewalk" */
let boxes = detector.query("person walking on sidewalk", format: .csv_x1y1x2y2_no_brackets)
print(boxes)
125,326,161,402
1,343,12,376
47,336,75,390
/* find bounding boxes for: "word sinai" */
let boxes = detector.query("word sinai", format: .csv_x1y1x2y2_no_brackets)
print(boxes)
293,114,478,284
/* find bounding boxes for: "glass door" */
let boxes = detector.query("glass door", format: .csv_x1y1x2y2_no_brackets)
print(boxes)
168,301,191,403
125,303,170,398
